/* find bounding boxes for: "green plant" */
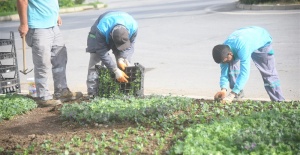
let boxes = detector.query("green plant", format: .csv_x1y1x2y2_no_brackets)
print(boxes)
239,0,300,4
97,65,143,98
0,0,17,13
58,0,75,7
170,109,300,154
74,0,85,4
0,94,37,121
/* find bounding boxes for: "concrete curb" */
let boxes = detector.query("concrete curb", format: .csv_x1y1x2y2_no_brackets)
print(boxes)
0,4,105,22
236,2,300,10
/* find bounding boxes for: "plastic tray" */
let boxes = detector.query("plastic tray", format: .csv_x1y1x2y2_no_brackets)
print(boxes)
95,63,145,97
0,78,19,87
0,65,17,74
0,84,20,94
0,52,15,60
0,39,13,46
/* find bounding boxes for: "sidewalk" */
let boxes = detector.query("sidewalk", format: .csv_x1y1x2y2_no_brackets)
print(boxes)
0,4,105,22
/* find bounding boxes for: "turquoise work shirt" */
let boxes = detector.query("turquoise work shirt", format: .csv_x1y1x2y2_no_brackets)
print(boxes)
96,11,138,44
220,26,272,94
28,0,59,28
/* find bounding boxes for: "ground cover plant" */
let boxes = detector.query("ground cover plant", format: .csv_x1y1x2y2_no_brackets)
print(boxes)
0,94,299,154
0,94,36,122
97,64,144,98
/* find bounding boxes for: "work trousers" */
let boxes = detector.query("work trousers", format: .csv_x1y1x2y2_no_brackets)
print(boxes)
228,44,285,101
26,26,68,100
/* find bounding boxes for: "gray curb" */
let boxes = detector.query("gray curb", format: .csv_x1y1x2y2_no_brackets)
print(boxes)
236,2,300,10
0,4,105,22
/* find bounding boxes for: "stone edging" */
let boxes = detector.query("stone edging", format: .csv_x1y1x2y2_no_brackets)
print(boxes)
236,2,300,10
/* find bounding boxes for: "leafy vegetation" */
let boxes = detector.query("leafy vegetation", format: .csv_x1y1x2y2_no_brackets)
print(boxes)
0,94,37,121
170,109,300,154
97,65,143,98
0,94,299,154
61,95,192,125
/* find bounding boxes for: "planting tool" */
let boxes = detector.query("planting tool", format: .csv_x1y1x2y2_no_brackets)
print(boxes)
20,37,33,75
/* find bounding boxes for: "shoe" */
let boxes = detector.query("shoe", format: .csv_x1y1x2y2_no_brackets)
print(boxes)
55,88,83,102
87,92,96,100
234,90,244,101
37,99,62,107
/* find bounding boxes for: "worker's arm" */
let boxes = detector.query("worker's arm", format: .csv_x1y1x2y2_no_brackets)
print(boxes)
220,63,230,90
17,0,28,37
231,53,251,94
214,64,229,101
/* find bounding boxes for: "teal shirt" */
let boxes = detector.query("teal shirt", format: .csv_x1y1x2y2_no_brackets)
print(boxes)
96,11,138,44
28,0,59,28
220,26,272,93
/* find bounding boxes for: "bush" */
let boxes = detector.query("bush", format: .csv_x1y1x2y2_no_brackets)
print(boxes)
74,0,85,5
239,0,300,4
0,0,17,13
0,0,86,14
59,0,75,7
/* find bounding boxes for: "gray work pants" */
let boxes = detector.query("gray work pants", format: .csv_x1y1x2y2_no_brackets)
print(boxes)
26,26,68,100
228,44,285,101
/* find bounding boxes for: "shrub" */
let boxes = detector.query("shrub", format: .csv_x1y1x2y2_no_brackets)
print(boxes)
58,0,75,7
239,0,300,4
0,0,17,13
74,0,85,5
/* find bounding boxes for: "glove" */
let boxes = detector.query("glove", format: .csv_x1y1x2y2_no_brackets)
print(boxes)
113,68,129,83
117,58,130,70
221,92,236,104
214,89,227,101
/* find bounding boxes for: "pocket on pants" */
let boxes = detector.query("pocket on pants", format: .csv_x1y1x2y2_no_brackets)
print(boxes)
86,32,98,53
25,29,35,47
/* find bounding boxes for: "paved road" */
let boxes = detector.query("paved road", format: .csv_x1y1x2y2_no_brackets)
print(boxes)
0,0,299,101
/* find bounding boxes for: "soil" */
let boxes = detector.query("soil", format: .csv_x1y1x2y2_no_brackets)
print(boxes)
0,96,140,154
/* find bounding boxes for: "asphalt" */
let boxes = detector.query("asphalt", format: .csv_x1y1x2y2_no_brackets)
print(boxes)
0,2,299,22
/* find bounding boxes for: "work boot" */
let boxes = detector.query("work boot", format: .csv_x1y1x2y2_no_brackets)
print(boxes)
54,88,83,102
234,90,244,101
37,99,62,107
87,92,96,100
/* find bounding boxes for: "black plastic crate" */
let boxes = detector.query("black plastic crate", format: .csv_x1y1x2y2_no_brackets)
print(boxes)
0,78,20,94
0,39,13,46
95,63,145,98
0,52,15,60
0,65,17,74
0,78,19,87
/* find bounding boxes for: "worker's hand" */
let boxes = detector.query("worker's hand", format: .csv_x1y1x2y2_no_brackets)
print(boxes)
18,24,28,38
117,58,130,70
214,89,227,101
113,68,129,83
221,92,236,104
57,16,62,26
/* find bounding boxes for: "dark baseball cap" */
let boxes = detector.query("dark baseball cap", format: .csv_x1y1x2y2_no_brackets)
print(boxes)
111,25,130,51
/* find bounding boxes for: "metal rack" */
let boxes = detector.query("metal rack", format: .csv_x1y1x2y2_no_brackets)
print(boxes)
0,32,21,94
